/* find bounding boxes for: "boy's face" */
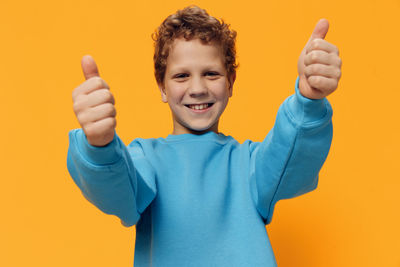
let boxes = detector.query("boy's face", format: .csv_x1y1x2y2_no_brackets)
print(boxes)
159,38,234,135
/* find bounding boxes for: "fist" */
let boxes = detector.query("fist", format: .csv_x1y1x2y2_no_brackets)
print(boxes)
297,19,342,99
72,55,117,147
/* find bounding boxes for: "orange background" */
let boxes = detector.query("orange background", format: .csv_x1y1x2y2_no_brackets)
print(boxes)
1,0,399,266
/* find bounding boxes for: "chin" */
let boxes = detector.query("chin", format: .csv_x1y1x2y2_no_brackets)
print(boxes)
185,122,217,134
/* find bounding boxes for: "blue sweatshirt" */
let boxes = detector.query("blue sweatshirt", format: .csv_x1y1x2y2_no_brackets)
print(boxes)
67,78,333,266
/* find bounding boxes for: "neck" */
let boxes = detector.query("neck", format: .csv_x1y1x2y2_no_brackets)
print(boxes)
172,122,219,135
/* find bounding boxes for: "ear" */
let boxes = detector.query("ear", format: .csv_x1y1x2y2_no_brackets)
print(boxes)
158,83,168,103
228,73,236,97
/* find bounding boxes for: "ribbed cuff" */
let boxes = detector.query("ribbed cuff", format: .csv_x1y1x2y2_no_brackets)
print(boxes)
287,77,331,124
74,129,123,165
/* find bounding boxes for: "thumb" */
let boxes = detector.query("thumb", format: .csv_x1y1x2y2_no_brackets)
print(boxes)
81,55,100,80
309,18,329,41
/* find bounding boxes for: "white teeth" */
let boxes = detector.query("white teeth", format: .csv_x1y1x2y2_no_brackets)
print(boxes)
189,104,209,110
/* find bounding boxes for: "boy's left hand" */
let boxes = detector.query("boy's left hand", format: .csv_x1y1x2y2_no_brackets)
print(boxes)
297,19,342,99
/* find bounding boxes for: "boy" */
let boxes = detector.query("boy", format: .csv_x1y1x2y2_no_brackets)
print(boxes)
67,5,341,267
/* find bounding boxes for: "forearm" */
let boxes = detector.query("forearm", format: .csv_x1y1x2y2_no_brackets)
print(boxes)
67,129,140,226
251,77,333,224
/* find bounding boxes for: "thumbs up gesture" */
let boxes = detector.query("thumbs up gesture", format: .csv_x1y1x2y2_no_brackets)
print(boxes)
72,55,116,147
297,19,342,99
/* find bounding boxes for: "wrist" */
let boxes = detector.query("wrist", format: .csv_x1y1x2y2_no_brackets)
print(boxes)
285,77,332,124
75,129,122,165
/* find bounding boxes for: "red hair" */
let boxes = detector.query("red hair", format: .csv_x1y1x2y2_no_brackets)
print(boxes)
152,5,238,85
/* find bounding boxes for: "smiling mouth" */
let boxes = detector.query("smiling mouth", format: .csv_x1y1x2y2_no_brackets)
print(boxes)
185,103,214,110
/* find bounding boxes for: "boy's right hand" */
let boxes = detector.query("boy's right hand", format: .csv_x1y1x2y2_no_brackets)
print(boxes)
72,55,117,147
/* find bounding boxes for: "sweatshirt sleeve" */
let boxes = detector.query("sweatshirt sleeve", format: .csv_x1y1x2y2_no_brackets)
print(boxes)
66,129,154,227
249,77,333,224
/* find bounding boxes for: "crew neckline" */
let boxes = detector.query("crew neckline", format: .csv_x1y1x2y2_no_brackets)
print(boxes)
165,131,229,143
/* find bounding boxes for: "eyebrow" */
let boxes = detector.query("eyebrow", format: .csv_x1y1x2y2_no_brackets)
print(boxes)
169,65,224,73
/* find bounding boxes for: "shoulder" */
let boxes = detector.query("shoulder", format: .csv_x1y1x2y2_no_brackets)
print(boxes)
125,137,163,159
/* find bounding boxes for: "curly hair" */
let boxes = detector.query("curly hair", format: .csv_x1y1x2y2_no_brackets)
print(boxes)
152,5,238,85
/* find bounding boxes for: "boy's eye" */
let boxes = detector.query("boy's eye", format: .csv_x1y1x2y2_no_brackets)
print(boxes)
205,72,219,77
174,73,189,79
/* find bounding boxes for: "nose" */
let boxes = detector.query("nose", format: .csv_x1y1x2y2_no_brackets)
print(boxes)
188,75,208,97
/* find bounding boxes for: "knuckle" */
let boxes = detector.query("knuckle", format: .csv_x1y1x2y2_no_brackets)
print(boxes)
83,124,95,138
338,58,342,68
72,90,77,101
73,95,86,112
335,69,342,79
333,79,338,89
310,76,318,87
310,51,319,62
95,89,111,103
110,93,115,104
104,90,114,103
311,64,320,73
73,101,83,114
86,125,103,139
76,112,87,124
109,117,117,128
72,101,80,112
327,65,335,75
103,117,114,129
307,76,314,86
91,77,104,89
304,65,311,76
311,39,320,50
310,76,321,87
305,65,312,75
105,103,115,115
96,77,105,88
303,55,310,66
333,44,339,55
327,81,337,93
